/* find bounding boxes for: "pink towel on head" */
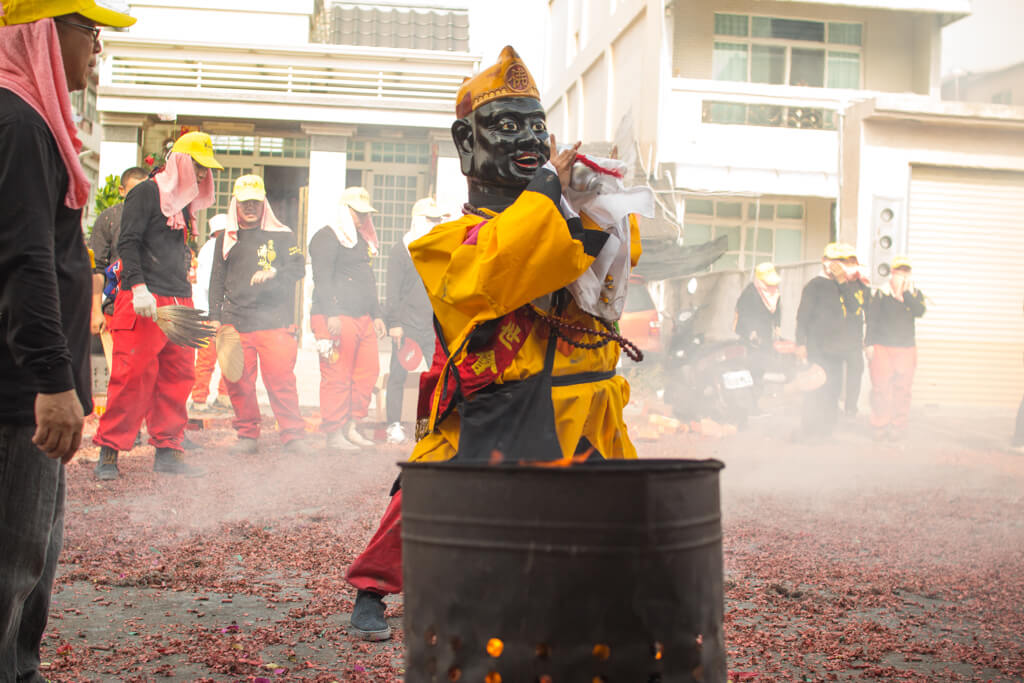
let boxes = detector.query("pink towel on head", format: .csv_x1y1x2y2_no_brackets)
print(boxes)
0,19,91,209
153,151,215,235
222,197,292,258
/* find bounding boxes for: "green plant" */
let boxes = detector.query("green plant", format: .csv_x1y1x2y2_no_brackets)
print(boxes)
93,173,121,216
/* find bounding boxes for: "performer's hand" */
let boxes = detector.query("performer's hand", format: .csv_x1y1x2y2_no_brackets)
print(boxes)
131,284,158,321
327,316,342,338
33,390,84,463
373,318,387,339
250,268,277,286
90,305,105,335
548,133,580,193
389,326,404,343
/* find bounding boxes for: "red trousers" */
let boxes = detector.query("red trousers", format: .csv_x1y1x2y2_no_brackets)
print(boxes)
191,339,228,404
346,491,403,595
311,314,379,432
223,328,305,443
869,345,917,429
94,290,195,451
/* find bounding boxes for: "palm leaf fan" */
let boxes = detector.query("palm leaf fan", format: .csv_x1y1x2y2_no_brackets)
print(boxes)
155,305,215,349
216,324,244,383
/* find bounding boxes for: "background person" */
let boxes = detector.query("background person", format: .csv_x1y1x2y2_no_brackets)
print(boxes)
735,262,781,407
189,212,229,412
207,175,307,454
91,131,221,479
837,244,870,417
89,165,147,368
865,256,926,440
0,2,135,679
309,187,387,452
795,243,849,438
382,197,446,444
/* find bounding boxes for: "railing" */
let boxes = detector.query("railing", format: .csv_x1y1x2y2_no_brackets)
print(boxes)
99,36,479,105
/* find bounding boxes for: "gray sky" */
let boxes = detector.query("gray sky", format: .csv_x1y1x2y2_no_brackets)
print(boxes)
467,0,548,81
942,0,1024,76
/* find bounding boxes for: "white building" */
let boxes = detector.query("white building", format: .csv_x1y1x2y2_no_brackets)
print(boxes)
93,0,478,334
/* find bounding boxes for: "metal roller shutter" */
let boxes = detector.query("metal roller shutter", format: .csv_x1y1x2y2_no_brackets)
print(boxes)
908,165,1024,407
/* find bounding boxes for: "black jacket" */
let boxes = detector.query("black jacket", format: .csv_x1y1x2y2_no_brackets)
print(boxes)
384,241,432,341
117,178,193,297
796,274,847,357
0,89,92,423
735,282,780,348
89,201,124,314
309,227,380,318
865,287,926,348
208,227,304,332
838,279,869,352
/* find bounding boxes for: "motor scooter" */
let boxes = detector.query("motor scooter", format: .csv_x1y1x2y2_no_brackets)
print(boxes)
662,279,755,428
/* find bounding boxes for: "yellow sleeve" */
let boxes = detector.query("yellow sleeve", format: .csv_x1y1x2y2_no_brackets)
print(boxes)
410,188,598,329
629,214,642,268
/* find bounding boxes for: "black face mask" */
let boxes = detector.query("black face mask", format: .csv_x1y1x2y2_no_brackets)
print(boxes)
452,97,551,192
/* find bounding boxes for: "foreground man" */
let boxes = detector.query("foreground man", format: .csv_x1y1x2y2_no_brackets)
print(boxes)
92,131,222,479
0,1,135,677
208,175,307,453
344,46,644,640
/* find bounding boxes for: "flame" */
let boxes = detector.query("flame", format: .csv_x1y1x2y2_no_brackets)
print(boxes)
652,641,664,660
528,447,595,468
591,643,611,661
486,638,504,658
489,450,504,465
484,673,502,683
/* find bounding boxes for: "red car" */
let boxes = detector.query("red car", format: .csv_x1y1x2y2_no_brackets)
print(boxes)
619,276,662,354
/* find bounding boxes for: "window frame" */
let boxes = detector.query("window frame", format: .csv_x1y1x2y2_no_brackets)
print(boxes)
712,13,864,90
684,197,807,271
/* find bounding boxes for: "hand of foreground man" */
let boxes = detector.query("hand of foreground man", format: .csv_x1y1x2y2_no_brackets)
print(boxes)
548,133,580,193
373,318,387,339
250,268,276,286
33,390,84,463
327,316,342,337
131,284,158,321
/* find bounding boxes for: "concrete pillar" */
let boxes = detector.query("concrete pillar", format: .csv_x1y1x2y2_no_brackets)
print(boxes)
98,115,144,186
430,130,467,217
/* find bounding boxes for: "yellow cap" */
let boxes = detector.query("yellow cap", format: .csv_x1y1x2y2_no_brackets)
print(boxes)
455,45,541,119
342,186,376,214
891,255,912,270
755,262,781,286
233,174,266,202
0,0,136,27
411,197,446,219
838,243,858,260
823,242,844,260
171,131,223,170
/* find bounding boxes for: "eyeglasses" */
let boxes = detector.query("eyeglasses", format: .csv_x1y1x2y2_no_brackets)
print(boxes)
54,18,101,44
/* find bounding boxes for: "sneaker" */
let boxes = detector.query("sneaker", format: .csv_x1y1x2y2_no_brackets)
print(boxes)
153,448,204,477
350,590,391,641
385,422,407,444
326,430,360,453
345,421,374,448
95,446,119,481
214,395,232,410
229,437,258,455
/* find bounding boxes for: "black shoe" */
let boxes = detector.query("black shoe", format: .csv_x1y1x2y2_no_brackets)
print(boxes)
350,590,391,641
153,448,204,477
182,434,199,450
95,446,119,481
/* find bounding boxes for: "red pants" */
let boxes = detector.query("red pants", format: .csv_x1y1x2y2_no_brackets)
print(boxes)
869,345,917,429
224,328,306,443
191,339,228,404
311,314,379,433
94,290,195,451
346,491,403,595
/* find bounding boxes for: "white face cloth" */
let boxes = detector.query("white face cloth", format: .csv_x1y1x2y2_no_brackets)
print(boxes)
558,155,655,321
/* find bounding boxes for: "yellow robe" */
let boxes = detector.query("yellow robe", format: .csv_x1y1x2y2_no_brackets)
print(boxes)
407,185,642,463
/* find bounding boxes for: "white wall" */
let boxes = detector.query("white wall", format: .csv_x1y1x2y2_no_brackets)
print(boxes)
125,0,315,45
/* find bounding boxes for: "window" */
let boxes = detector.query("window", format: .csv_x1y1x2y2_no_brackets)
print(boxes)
684,198,806,271
702,101,836,130
370,141,430,164
370,174,420,300
992,90,1013,105
713,13,862,89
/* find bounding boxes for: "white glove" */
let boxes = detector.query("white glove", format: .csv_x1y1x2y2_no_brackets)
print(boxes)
131,284,158,321
316,339,335,360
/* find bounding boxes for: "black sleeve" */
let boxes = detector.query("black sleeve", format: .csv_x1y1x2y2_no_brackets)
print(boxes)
117,180,157,290
384,243,405,328
309,228,341,317
795,281,815,347
734,285,754,337
0,121,75,393
864,291,879,346
277,230,305,285
208,232,227,322
89,207,115,273
906,289,926,318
